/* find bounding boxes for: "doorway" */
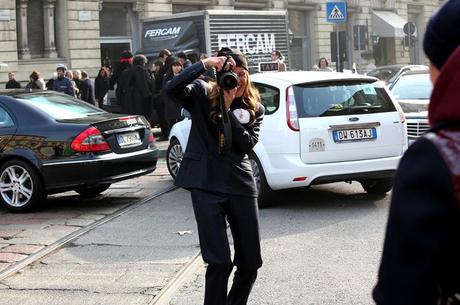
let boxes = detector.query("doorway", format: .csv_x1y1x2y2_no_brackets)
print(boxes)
100,42,131,71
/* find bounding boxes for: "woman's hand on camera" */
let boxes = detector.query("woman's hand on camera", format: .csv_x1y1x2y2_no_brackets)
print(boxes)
202,56,236,72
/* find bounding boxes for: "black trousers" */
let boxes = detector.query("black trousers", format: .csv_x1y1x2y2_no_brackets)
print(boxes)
190,189,263,305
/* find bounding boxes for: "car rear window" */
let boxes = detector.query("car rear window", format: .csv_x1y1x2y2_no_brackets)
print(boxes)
293,80,396,118
16,93,105,119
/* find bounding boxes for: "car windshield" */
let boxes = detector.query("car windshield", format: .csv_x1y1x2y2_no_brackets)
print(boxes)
390,73,433,100
16,92,105,119
293,80,396,118
367,67,400,82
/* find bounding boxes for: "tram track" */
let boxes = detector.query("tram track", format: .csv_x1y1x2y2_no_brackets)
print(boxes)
0,184,178,282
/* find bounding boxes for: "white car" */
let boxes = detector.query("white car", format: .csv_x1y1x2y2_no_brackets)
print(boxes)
389,71,432,143
167,71,408,207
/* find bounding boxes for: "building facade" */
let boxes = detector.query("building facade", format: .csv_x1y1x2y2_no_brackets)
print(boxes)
0,0,443,85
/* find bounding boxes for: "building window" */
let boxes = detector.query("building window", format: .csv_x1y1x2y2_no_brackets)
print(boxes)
27,0,45,58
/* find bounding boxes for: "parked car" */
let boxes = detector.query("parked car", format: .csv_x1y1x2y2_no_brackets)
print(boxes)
0,90,159,212
366,64,428,86
167,71,408,207
389,71,433,143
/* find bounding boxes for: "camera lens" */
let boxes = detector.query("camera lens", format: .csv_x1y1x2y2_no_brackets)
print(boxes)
219,71,238,90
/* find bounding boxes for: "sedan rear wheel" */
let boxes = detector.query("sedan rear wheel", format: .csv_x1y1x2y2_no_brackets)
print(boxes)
167,138,183,179
0,160,45,212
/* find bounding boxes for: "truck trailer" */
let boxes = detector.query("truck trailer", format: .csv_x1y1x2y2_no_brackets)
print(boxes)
140,10,289,72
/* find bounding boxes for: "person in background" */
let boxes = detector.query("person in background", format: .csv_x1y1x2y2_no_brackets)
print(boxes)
95,67,110,107
162,57,183,133
65,70,79,97
154,49,172,141
118,54,152,116
79,71,96,105
5,72,21,89
46,72,57,91
271,50,286,71
110,50,133,91
53,64,75,96
373,1,460,304
26,71,46,90
73,70,82,98
177,52,192,68
318,57,333,71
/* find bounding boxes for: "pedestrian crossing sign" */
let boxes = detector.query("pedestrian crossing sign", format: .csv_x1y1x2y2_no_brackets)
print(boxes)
326,2,347,23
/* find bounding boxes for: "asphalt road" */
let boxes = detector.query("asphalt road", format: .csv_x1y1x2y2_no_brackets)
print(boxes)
0,156,392,305
171,182,391,305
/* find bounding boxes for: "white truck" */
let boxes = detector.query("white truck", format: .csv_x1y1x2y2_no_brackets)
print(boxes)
140,10,290,72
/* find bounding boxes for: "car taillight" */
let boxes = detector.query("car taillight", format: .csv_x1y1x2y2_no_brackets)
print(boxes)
148,132,155,143
71,127,110,152
286,86,299,131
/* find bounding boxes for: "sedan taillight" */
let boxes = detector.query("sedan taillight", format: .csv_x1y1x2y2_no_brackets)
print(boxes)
148,132,155,143
71,127,110,152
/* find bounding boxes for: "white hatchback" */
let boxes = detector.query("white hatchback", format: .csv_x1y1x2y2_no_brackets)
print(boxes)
167,71,407,207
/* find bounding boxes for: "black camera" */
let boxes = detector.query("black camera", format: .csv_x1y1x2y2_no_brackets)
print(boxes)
217,58,238,90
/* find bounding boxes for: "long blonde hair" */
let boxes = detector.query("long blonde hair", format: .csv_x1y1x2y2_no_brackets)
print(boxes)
208,70,260,124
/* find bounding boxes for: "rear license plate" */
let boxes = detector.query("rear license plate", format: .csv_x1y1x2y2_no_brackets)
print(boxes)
117,132,141,147
332,128,377,143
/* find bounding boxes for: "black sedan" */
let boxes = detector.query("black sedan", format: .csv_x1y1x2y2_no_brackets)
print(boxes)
0,90,158,212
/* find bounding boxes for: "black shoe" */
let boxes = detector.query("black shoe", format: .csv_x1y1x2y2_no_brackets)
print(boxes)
158,136,169,141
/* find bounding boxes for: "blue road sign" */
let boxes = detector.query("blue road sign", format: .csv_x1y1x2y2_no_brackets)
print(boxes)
326,2,347,23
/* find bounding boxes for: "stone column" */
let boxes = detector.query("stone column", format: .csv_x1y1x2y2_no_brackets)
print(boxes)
16,0,31,59
42,0,58,58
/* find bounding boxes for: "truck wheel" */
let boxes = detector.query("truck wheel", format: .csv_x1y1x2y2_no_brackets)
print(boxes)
0,159,45,212
360,178,393,195
248,153,276,208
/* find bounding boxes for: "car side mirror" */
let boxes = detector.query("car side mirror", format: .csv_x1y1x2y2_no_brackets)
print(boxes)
181,108,191,120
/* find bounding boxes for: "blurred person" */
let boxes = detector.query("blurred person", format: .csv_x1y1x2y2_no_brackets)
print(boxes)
73,70,82,98
118,54,152,116
46,72,57,90
25,71,46,90
162,57,183,133
154,49,172,140
5,72,21,89
164,48,264,305
177,52,192,68
373,1,460,305
110,50,133,91
65,70,79,97
155,49,171,93
318,57,333,71
79,71,96,105
271,50,286,71
52,64,74,96
95,67,110,107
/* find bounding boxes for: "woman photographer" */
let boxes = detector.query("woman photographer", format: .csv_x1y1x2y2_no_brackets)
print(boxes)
164,49,264,305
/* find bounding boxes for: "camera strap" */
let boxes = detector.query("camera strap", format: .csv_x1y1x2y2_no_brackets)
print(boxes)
218,88,232,155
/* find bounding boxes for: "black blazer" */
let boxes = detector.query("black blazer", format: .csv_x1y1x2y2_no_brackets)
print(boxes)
164,62,264,197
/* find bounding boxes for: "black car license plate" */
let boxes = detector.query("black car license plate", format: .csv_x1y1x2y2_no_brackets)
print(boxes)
117,131,141,147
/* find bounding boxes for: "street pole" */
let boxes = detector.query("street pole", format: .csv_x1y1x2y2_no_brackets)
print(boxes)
336,23,340,72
